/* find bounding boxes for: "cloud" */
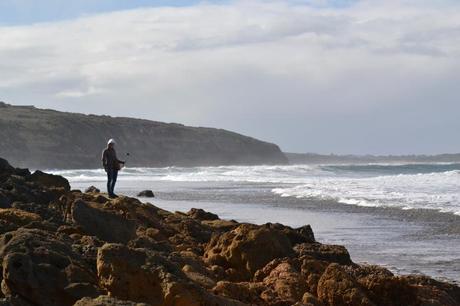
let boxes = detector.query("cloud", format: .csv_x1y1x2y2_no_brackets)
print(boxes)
1,0,460,154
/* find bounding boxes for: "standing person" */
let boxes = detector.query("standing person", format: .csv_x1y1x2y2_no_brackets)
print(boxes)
102,139,125,198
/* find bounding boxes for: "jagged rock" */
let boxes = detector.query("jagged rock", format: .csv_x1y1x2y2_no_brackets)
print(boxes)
97,243,246,306
187,208,219,221
341,264,416,305
85,186,100,193
0,192,11,209
296,225,316,243
300,257,330,296
74,295,149,306
258,258,307,305
0,157,458,306
71,200,137,243
405,275,460,306
0,208,41,227
0,158,13,173
202,219,240,232
204,223,294,281
301,292,323,306
213,281,265,305
264,223,316,246
137,190,154,197
27,170,70,191
295,243,352,265
317,263,374,306
0,228,102,306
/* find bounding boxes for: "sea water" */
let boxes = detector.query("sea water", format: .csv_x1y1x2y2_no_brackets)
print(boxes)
51,163,460,283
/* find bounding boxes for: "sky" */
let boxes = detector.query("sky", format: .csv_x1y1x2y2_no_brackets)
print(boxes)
1,0,460,155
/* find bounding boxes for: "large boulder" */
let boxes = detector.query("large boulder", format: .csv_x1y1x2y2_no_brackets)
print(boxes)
258,258,308,305
317,263,374,306
204,224,294,281
85,186,100,193
0,208,41,227
186,208,219,221
405,275,460,306
212,281,265,305
137,190,154,198
0,228,102,306
71,200,137,243
97,243,246,306
27,170,70,191
295,243,352,265
345,265,417,306
0,158,13,173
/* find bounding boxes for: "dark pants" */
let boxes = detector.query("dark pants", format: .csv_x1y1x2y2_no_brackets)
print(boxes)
107,168,118,196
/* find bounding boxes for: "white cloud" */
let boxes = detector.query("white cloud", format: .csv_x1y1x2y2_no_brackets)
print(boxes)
1,0,460,154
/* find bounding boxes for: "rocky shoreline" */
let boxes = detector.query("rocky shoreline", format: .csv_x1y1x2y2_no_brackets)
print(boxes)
0,157,459,306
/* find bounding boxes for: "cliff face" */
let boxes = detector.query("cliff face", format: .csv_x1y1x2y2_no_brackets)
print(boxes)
0,102,287,169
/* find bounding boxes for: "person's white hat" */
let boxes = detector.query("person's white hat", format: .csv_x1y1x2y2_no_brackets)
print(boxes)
108,139,116,145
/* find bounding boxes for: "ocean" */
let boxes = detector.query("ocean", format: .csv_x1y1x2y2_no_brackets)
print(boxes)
51,162,460,283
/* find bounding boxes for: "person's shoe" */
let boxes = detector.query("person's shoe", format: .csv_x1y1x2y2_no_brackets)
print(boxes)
111,194,119,198
108,193,116,198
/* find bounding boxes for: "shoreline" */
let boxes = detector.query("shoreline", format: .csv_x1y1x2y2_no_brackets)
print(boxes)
2,158,459,305
71,179,460,284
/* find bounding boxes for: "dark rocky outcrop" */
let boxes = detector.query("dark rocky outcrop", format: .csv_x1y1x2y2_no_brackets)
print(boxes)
85,186,100,193
137,190,155,198
0,157,459,306
0,102,287,169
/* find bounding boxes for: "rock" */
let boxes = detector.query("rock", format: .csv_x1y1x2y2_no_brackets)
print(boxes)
97,243,245,306
71,200,137,243
0,208,41,227
0,192,11,209
296,225,316,243
301,292,323,306
405,275,460,306
0,158,13,173
300,257,329,296
204,224,294,281
27,170,70,191
317,263,375,306
73,295,149,306
258,258,308,305
264,223,316,245
213,281,264,305
0,157,459,306
182,265,217,289
202,219,240,232
295,243,352,265
187,208,219,221
0,228,102,306
85,186,100,193
137,190,154,197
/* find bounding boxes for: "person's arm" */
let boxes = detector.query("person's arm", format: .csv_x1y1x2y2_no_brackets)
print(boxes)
114,150,125,164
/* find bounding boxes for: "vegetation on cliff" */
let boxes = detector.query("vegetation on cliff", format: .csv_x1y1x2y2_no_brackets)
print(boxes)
0,102,287,169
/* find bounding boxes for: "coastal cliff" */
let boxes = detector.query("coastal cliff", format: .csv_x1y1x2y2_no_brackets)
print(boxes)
0,102,287,169
0,157,459,306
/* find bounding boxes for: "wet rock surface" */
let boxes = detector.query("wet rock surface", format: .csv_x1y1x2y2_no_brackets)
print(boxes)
0,157,459,306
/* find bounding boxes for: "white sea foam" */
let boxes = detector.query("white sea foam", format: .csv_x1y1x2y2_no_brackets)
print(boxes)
50,164,460,215
272,170,460,215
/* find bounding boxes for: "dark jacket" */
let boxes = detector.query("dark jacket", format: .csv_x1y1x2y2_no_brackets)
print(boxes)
102,147,122,170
